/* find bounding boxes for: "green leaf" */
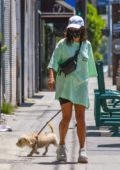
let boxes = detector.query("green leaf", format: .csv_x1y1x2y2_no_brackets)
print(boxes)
87,3,106,61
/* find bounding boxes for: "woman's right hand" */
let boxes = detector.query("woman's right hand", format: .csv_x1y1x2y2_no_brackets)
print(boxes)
48,68,55,91
48,78,55,91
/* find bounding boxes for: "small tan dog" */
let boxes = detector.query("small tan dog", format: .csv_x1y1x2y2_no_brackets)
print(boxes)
16,124,58,157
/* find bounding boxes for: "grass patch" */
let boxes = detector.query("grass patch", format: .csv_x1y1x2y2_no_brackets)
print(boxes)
1,100,14,115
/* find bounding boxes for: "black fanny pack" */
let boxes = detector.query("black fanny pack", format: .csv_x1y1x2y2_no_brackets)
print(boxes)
59,42,81,76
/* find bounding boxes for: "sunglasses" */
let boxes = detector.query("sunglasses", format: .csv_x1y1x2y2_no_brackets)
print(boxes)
71,30,80,38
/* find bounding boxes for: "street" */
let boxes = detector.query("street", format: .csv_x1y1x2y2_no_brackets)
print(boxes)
0,76,120,170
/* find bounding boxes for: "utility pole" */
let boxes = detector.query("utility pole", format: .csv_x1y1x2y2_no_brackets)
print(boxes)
75,0,87,23
112,2,120,89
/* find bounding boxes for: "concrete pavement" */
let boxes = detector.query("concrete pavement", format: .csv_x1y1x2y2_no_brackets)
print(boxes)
0,75,120,170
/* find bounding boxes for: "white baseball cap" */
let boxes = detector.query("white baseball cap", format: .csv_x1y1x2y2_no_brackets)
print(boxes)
67,15,84,29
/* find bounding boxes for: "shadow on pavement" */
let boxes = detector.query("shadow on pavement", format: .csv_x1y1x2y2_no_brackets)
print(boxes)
87,132,101,137
19,102,34,107
33,95,44,99
87,126,100,130
36,161,78,165
98,144,120,148
87,126,101,137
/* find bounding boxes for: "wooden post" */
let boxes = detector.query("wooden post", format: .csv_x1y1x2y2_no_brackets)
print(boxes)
112,3,120,85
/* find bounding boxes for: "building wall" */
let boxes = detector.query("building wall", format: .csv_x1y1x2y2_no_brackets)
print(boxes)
0,0,76,106
4,0,12,103
3,0,16,105
16,0,22,104
24,0,35,98
10,0,17,104
1,0,36,106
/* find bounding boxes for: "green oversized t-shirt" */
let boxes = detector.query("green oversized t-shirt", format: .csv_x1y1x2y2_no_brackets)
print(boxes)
48,38,97,108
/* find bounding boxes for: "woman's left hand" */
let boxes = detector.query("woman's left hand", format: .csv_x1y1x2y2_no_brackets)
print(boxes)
48,78,55,91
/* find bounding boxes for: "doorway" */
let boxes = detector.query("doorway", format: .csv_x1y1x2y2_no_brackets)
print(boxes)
40,19,66,90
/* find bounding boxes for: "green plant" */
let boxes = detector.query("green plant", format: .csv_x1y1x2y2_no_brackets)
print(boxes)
1,99,14,115
94,51,103,61
0,32,7,54
87,3,106,61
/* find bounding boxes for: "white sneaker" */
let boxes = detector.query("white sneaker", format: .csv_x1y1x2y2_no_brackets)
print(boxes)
78,148,88,163
56,145,67,162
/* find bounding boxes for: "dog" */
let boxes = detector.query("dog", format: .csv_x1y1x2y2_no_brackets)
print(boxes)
16,123,59,157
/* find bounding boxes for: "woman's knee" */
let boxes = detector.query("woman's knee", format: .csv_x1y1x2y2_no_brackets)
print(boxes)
61,115,71,124
74,105,85,120
60,102,73,123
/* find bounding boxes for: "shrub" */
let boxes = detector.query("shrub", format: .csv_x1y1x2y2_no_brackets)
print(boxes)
1,99,14,115
87,3,106,60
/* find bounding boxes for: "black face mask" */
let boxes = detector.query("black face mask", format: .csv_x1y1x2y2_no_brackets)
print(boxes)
72,30,80,38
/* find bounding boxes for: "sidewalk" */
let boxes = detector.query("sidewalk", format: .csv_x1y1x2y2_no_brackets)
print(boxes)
0,75,120,170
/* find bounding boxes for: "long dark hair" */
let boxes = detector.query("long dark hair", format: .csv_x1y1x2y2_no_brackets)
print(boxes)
65,26,87,45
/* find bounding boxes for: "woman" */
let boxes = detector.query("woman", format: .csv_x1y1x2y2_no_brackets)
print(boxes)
47,15,97,163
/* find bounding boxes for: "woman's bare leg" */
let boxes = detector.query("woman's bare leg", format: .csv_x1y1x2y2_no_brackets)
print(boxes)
74,104,86,149
59,102,73,145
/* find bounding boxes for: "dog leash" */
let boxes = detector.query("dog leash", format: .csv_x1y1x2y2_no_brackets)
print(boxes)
31,109,61,151
37,109,61,136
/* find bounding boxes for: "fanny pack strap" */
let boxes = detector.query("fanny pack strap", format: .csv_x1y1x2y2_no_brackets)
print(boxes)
74,41,82,61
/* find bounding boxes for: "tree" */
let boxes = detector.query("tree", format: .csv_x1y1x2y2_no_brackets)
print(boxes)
87,3,106,60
